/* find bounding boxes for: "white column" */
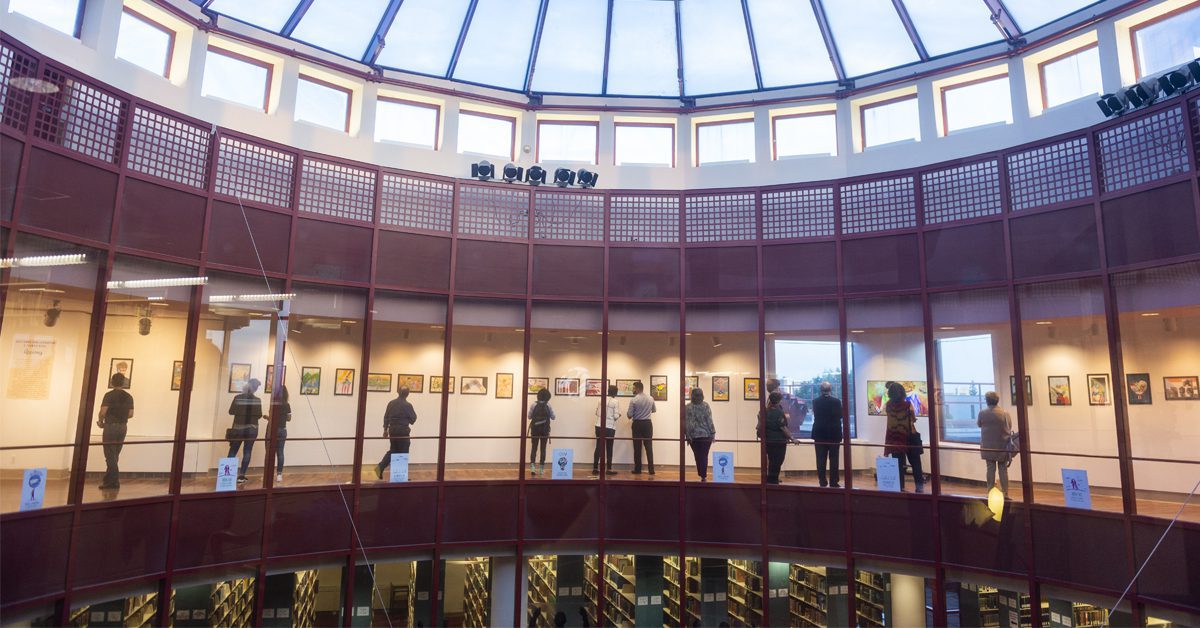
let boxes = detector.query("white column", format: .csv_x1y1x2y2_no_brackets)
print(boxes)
80,0,123,54
442,100,462,157
1095,23,1125,93
754,106,771,165
1007,57,1031,123
916,80,938,142
490,556,520,626
890,574,928,628
597,111,616,168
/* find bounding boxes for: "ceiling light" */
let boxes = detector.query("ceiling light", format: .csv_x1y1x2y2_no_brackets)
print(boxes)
1035,321,1053,325
18,287,65,294
209,293,296,303
471,160,494,181
9,76,59,93
939,326,956,330
553,167,575,187
44,300,61,327
502,163,523,183
107,277,208,289
1,253,87,268
525,165,546,186
1139,312,1160,317
849,329,865,334
576,169,598,189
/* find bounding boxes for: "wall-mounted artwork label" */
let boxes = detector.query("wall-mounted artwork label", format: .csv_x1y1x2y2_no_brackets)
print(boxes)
1125,373,1152,404
19,468,46,511
552,448,574,480
7,335,55,400
390,453,409,482
215,457,238,492
1061,468,1091,509
866,380,928,416
876,456,901,492
712,452,734,483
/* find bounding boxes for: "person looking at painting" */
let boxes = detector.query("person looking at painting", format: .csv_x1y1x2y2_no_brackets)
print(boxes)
883,381,924,492
592,385,619,477
684,387,716,481
627,381,657,475
811,381,842,488
762,391,798,484
227,378,264,484
528,388,555,476
97,372,134,490
375,386,417,480
273,385,291,484
976,391,1013,497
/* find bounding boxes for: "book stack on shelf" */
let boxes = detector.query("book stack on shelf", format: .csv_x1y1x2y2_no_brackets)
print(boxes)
662,557,703,628
967,584,1001,628
527,555,557,628
1072,603,1109,628
463,557,490,628
124,592,159,628
209,578,254,628
788,564,827,627
292,570,318,627
1020,594,1050,627
68,606,88,627
854,570,888,627
727,560,765,627
583,555,600,626
603,554,638,627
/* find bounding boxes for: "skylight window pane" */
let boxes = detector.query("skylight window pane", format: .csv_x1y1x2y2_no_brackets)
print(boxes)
821,0,920,77
458,112,514,159
1041,46,1102,109
680,0,757,95
746,0,837,87
1133,4,1200,78
774,114,837,158
205,0,299,32
115,10,173,77
615,125,674,167
943,76,1012,133
902,0,1002,57
290,0,391,60
1000,0,1098,32
697,120,755,165
452,0,541,90
376,0,472,76
201,49,270,111
606,0,679,97
529,0,608,94
375,100,439,149
295,77,350,132
538,122,598,164
9,0,82,37
863,97,920,148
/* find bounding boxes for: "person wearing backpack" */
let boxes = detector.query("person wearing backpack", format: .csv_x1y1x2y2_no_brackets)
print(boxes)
528,388,555,476
977,391,1013,496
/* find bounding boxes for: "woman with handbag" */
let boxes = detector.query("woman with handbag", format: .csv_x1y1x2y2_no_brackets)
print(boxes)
883,381,924,492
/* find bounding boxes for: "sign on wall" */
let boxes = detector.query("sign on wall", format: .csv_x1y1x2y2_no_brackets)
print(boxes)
7,335,55,400
215,457,238,492
19,468,46,511
1061,468,1092,509
551,448,574,480
876,456,901,492
390,453,409,482
712,452,734,483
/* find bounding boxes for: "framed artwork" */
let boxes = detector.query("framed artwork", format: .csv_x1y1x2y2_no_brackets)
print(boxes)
461,376,488,395
227,362,250,393
585,379,605,397
300,367,321,395
366,373,393,393
1163,376,1199,401
1047,376,1071,406
396,374,424,393
615,379,640,397
1125,373,1152,405
334,369,355,396
555,377,581,396
1086,374,1111,406
431,376,455,394
684,376,699,399
865,381,930,417
744,377,761,401
712,376,730,402
107,358,133,388
496,373,514,399
171,361,183,391
1009,375,1033,406
650,375,668,401
264,365,285,394
527,377,549,395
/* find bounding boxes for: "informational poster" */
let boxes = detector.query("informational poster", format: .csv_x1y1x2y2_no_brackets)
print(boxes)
215,457,238,492
876,456,901,492
7,335,55,400
19,468,46,511
390,453,409,483
551,448,574,480
1061,468,1092,509
712,452,735,483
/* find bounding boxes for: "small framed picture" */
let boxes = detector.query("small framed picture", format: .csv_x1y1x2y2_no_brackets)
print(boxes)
615,379,640,397
227,362,250,393
109,358,134,388
527,377,549,395
1086,373,1111,406
334,368,356,396
461,376,488,395
496,373,514,399
1125,373,1152,405
1163,375,1199,401
585,379,605,397
171,360,183,391
265,364,285,394
1047,375,1071,406
744,377,760,401
555,377,581,396
712,375,730,402
430,376,455,394
366,373,393,393
684,376,699,399
1009,375,1033,406
300,367,321,395
650,375,668,401
396,374,424,393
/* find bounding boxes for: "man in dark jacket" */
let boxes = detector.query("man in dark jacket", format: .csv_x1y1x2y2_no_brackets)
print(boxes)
810,381,843,488
97,373,134,489
375,387,417,479
227,379,264,484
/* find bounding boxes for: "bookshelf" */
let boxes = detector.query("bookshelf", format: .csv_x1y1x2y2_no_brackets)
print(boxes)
464,557,490,628
726,560,765,626
209,578,254,628
662,556,703,628
583,555,600,626
527,555,557,628
603,554,638,627
292,570,318,627
124,592,158,627
854,570,889,627
788,565,828,627
68,605,89,627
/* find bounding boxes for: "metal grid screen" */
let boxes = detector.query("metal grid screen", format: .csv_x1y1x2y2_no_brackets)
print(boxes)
34,67,127,164
1006,137,1093,211
921,160,1002,224
533,191,604,241
298,158,376,223
1097,107,1191,193
380,174,454,233
840,177,916,234
214,136,296,208
0,42,38,132
610,195,680,243
761,187,835,239
126,107,211,190
457,184,529,238
685,193,757,242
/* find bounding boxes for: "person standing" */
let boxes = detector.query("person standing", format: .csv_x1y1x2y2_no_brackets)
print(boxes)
684,388,716,481
627,381,656,475
227,379,264,484
883,381,924,492
528,388,555,476
811,381,843,488
375,386,417,480
273,385,291,483
762,391,798,484
97,372,134,490
977,391,1013,496
592,385,619,476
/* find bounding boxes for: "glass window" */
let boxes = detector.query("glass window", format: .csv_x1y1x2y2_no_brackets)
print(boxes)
614,123,674,167
205,0,298,32
607,303,681,480
902,0,1002,57
537,122,598,164
457,112,514,159
820,0,920,77
201,48,271,111
376,0,473,76
696,120,755,166
529,0,608,94
1001,0,1104,32
289,0,391,60
173,576,257,627
375,98,439,149
294,76,350,132
1039,44,1103,109
115,9,174,78
773,113,837,159
8,0,82,37
679,0,757,95
451,0,541,90
861,96,920,149
1132,4,1200,78
528,302,602,479
745,0,838,87
606,0,679,97
942,75,1013,134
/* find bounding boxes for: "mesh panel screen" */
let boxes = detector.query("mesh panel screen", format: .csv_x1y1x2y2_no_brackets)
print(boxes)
840,177,916,234
127,107,211,189
298,158,376,223
1006,137,1093,211
761,187,835,239
34,67,128,164
610,195,680,243
921,160,1002,224
533,191,604,241
214,136,296,208
380,174,454,232
457,184,529,238
1097,107,1191,193
685,193,757,242
0,42,38,132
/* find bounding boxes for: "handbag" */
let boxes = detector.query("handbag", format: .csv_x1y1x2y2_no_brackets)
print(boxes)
907,430,924,455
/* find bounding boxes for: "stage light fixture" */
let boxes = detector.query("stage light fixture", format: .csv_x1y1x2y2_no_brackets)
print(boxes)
471,160,494,181
553,167,575,187
576,169,598,189
1124,82,1155,108
502,163,523,183
1158,69,1191,96
1096,92,1125,117
526,165,546,186
44,300,62,327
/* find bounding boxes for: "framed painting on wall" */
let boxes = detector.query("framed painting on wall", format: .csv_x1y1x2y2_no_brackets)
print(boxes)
684,376,699,399
334,369,355,396
555,378,580,396
396,374,424,393
615,379,639,397
431,376,455,394
1086,374,1111,406
171,361,183,391
527,377,549,394
865,380,929,416
1125,373,1152,404
650,375,668,401
712,376,730,402
110,358,134,389
1163,376,1199,400
1009,375,1032,406
744,377,760,401
496,373,514,399
300,367,321,395
227,362,249,393
366,373,393,393
585,379,605,397
461,376,488,395
1048,376,1071,406
265,365,285,394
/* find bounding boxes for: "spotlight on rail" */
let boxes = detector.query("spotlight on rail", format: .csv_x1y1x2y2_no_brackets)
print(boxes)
470,160,494,181
502,163,523,183
525,165,547,186
553,167,575,187
576,169,599,189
